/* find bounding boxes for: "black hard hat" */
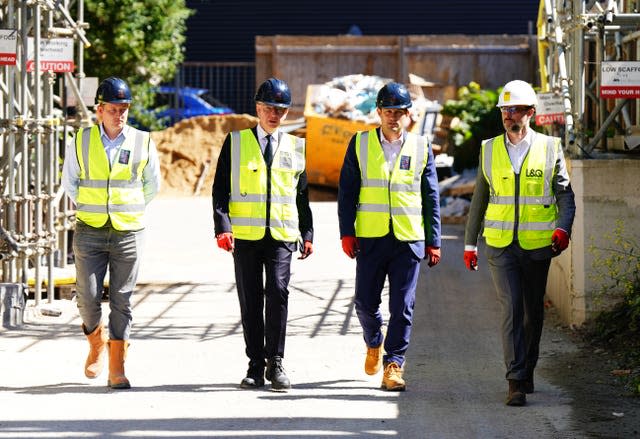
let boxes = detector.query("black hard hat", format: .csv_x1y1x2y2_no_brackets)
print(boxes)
254,78,291,108
376,82,412,109
96,77,132,105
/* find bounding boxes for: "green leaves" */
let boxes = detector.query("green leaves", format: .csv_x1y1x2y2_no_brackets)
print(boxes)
82,0,193,130
441,82,502,172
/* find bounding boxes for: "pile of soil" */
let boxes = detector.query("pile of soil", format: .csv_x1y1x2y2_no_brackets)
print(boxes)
151,114,258,197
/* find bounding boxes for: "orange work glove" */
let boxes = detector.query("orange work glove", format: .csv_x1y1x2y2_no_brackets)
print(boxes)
464,250,478,271
551,228,570,254
298,240,314,260
216,232,234,252
426,246,441,267
341,236,359,259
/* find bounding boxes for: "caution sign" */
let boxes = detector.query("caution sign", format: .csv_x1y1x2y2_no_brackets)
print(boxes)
0,29,18,66
535,92,565,125
600,61,640,99
26,38,74,72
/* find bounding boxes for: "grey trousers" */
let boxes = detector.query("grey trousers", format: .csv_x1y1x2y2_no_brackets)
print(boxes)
73,222,145,340
486,242,551,381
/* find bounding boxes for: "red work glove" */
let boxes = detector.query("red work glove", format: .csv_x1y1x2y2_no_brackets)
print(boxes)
426,246,441,267
298,240,313,260
341,236,359,259
551,228,570,254
216,232,234,252
464,250,478,271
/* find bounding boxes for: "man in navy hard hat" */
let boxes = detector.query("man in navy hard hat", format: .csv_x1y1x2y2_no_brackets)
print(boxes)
463,80,575,406
338,81,441,391
212,77,314,391
62,76,161,389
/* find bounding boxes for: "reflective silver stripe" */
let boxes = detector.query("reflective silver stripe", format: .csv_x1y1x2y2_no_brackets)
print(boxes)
76,203,108,213
518,220,556,231
357,203,389,213
230,193,267,203
414,136,425,185
270,194,296,204
230,131,242,199
76,203,145,213
130,130,145,182
485,219,515,230
359,131,369,178
391,206,422,215
483,138,494,190
230,217,265,226
270,218,298,229
81,127,92,177
79,180,109,188
391,182,420,192
78,180,143,189
543,137,556,198
519,195,555,205
364,178,387,188
489,195,512,205
294,136,305,171
109,203,146,212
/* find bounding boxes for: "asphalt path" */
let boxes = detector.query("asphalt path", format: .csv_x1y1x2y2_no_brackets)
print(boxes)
0,198,588,438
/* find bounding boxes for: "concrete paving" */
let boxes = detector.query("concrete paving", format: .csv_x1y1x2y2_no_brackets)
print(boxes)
0,197,587,438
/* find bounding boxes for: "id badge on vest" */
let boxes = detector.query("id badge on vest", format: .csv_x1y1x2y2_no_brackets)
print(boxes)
118,149,131,165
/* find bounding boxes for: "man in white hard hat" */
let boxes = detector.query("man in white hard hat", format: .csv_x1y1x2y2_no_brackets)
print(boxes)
463,80,575,406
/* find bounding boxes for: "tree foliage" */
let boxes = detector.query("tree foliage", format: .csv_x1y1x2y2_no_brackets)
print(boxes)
82,0,193,129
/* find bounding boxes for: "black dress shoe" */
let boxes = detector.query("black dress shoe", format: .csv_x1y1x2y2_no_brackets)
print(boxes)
266,356,291,391
239,367,264,389
506,379,526,406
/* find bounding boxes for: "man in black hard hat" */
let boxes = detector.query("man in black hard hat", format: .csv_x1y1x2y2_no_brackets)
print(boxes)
338,81,441,391
62,76,161,389
212,77,314,391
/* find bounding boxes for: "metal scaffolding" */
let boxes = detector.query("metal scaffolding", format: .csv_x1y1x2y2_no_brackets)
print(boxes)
0,0,91,305
537,0,640,157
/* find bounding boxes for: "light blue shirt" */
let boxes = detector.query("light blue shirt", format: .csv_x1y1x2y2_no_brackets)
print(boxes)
505,128,533,174
256,124,280,154
61,124,161,204
379,128,404,170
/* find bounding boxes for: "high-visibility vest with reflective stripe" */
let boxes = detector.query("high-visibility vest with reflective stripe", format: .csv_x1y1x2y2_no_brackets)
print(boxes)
481,133,559,249
75,125,150,231
355,130,427,241
228,129,305,241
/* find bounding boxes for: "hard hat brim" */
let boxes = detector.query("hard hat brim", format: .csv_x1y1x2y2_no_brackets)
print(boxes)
257,100,290,109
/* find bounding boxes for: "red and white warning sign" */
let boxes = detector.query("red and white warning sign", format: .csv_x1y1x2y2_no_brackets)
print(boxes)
0,29,18,66
26,38,74,72
600,61,640,99
535,92,565,125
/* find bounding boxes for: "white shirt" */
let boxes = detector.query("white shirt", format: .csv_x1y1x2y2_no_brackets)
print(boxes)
505,129,534,174
256,124,280,155
379,129,404,170
61,124,161,204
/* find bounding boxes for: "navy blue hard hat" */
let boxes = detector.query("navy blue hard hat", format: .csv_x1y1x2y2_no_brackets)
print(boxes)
376,82,412,109
254,78,291,108
96,77,132,105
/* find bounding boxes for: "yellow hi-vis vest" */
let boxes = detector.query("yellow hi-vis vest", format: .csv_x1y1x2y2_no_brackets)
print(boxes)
75,125,150,231
481,133,560,249
355,130,427,241
228,129,305,241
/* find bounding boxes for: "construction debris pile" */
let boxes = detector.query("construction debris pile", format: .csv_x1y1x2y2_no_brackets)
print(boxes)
150,114,258,196
438,169,476,224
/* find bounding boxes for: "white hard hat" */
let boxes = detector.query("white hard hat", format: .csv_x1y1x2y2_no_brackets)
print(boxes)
496,80,537,107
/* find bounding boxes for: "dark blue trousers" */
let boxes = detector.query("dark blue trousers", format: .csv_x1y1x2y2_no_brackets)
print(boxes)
233,234,293,369
354,233,421,367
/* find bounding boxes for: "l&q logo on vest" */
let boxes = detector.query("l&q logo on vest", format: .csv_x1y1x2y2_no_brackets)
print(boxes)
25,38,75,73
600,61,640,98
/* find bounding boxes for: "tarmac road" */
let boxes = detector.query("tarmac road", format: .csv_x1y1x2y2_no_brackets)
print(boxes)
0,197,599,438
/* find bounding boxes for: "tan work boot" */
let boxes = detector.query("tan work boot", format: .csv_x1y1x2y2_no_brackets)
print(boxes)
365,343,383,375
381,362,406,391
506,379,526,406
107,340,131,389
83,324,107,378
